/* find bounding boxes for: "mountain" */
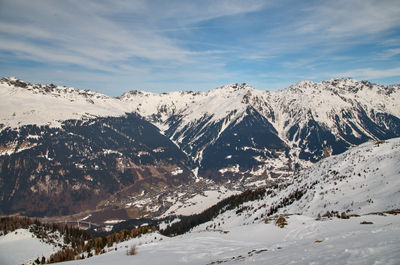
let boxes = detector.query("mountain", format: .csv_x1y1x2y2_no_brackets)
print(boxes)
3,137,399,265
120,79,400,180
135,138,398,265
0,77,399,219
0,113,194,217
192,137,400,231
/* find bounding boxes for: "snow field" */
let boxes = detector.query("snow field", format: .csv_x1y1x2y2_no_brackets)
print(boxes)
162,187,240,217
60,214,400,265
0,228,59,265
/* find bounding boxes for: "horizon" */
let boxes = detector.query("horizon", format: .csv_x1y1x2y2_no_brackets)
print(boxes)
3,76,397,98
1,0,400,96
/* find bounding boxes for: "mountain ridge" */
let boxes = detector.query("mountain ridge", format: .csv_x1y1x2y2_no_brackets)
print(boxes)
1,77,400,218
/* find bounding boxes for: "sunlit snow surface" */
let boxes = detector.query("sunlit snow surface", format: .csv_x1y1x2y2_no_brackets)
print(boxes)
162,187,240,217
2,78,399,136
0,229,59,265
60,214,400,265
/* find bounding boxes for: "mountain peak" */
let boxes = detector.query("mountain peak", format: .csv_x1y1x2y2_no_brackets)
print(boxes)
288,78,372,94
1,76,32,89
323,78,363,91
0,76,110,100
215,83,254,92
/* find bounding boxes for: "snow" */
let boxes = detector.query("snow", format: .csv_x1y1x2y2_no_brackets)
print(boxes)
0,80,129,128
1,77,399,179
104,225,114,232
158,218,181,230
197,137,400,233
268,78,400,145
62,214,400,265
1,135,399,265
162,187,240,217
170,167,183,176
126,198,152,209
1,78,400,264
103,149,122,156
219,164,240,174
0,228,59,265
80,215,92,221
2,79,399,142
104,220,126,224
270,138,400,217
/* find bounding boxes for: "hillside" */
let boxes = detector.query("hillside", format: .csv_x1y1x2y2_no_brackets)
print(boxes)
0,228,57,265
53,138,400,264
193,137,400,231
57,214,400,265
1,77,399,219
1,138,399,264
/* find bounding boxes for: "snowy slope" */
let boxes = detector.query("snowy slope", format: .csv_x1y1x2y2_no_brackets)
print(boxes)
197,137,400,231
120,83,267,166
121,78,400,171
2,77,399,165
2,77,399,137
269,79,400,136
60,214,400,265
1,77,400,220
268,79,400,156
120,83,258,127
161,186,240,217
6,138,399,265
0,228,59,265
269,137,400,217
0,77,127,128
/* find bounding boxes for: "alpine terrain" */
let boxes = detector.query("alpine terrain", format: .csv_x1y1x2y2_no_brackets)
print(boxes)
1,137,399,265
0,77,399,224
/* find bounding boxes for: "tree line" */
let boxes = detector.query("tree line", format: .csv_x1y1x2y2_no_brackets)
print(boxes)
0,215,155,263
160,187,266,236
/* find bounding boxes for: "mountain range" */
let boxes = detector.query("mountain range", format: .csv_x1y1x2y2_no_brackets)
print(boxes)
0,77,399,220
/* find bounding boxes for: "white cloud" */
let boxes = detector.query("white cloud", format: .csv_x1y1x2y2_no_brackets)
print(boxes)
248,0,400,64
336,67,400,80
0,0,265,73
380,48,400,59
1,0,399,94
296,0,400,38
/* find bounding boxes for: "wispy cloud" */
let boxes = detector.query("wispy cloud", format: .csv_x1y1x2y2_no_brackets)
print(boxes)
0,0,264,70
295,0,400,38
335,67,400,80
0,0,399,94
379,48,400,59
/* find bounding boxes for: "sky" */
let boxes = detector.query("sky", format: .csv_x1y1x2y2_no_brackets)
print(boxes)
0,0,400,96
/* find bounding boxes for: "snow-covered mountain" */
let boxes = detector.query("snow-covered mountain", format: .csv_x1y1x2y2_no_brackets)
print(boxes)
7,137,399,265
0,77,127,128
0,77,399,219
128,78,400,176
194,137,400,231
122,138,398,265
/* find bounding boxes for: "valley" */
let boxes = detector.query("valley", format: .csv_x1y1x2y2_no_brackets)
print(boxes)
1,137,399,264
0,77,399,223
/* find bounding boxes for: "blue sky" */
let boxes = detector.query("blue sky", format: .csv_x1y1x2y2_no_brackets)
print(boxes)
0,0,400,96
